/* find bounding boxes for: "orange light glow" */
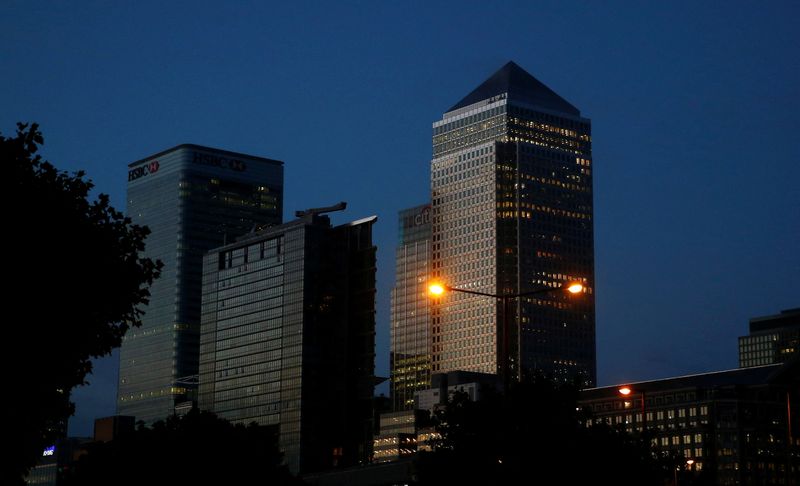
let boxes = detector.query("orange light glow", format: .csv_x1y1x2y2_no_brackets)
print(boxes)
428,283,446,296
618,387,632,396
566,283,584,294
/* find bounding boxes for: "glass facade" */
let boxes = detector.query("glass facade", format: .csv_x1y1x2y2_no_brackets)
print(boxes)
198,213,377,474
390,204,432,411
739,308,799,368
118,144,283,424
430,62,596,385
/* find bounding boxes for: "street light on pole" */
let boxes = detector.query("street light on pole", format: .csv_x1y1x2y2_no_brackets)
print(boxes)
674,459,694,486
619,386,647,433
427,280,584,392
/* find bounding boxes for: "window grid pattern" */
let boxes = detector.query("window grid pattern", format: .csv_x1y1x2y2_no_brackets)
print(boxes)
430,95,596,385
390,205,432,411
118,147,282,423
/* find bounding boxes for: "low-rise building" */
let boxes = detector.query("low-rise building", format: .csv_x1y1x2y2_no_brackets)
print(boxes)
580,360,799,485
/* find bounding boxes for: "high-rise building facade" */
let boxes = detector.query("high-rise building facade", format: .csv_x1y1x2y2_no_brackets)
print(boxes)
118,144,283,423
390,204,432,411
198,209,377,474
739,308,799,368
430,62,596,385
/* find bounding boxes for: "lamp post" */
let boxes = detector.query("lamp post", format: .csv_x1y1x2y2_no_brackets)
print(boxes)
428,281,584,392
618,386,647,433
674,459,694,486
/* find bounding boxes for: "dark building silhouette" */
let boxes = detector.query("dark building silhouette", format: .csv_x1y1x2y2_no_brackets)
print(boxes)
25,417,135,485
580,361,799,485
198,206,376,474
92,416,135,443
118,144,283,424
740,308,800,368
430,61,596,385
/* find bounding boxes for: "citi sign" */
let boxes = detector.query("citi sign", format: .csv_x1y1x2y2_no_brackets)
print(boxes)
128,160,160,181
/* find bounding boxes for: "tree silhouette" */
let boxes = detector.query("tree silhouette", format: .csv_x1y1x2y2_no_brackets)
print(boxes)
416,376,673,485
62,409,300,485
3,123,161,484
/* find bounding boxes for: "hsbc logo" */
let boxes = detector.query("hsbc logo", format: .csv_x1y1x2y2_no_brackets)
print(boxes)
128,160,160,181
192,152,247,172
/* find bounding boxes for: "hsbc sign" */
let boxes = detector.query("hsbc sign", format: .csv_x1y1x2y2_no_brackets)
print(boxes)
128,160,160,181
128,151,248,182
192,152,247,172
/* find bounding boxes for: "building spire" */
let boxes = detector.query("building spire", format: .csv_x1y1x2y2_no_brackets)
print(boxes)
447,61,579,115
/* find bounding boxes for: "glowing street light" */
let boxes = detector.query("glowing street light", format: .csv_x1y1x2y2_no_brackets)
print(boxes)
566,283,584,294
619,385,647,432
427,282,445,296
427,281,584,299
427,279,586,391
675,459,695,486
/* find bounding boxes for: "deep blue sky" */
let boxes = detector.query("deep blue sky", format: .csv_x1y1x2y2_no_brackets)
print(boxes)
3,1,798,437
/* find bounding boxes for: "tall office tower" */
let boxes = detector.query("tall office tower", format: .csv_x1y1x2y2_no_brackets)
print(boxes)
430,61,596,385
390,204,432,411
118,144,283,423
198,206,377,474
739,308,799,368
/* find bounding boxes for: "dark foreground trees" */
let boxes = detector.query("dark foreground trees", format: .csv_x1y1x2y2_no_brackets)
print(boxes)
63,410,300,485
416,377,674,485
3,123,161,484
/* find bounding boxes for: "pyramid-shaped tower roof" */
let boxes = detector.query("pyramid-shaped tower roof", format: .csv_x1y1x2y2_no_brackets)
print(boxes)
448,61,580,116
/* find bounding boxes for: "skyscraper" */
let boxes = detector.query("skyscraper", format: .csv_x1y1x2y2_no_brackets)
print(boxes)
430,61,596,385
118,144,283,423
390,204,432,411
198,206,377,473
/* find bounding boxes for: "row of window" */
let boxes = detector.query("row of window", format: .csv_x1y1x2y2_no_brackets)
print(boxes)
218,236,284,270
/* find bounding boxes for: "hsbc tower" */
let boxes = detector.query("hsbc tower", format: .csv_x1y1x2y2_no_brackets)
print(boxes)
118,144,283,423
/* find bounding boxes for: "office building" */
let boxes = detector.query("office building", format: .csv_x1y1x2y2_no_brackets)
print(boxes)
739,308,799,368
413,370,501,412
390,204,432,411
372,411,420,463
430,61,596,385
25,417,136,485
198,205,377,474
118,144,283,423
580,361,799,485
374,370,498,464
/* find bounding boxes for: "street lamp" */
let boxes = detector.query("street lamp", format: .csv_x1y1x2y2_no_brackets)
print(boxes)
675,459,694,486
618,386,647,432
427,280,584,392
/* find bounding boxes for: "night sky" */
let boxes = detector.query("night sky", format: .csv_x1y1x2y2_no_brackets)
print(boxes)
3,1,798,437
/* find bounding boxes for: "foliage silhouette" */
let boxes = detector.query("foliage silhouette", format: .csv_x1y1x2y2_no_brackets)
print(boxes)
3,123,161,484
62,409,301,485
415,376,674,485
